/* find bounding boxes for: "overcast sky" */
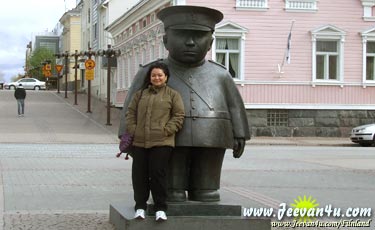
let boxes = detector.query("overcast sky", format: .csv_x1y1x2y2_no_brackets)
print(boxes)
0,0,77,82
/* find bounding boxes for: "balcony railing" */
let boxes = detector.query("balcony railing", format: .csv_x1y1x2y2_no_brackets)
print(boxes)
236,0,268,8
285,0,317,11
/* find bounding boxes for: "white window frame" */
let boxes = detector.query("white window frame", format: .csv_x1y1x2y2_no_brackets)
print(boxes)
361,27,375,87
212,21,247,81
285,0,317,12
236,0,268,10
361,0,375,21
311,25,346,86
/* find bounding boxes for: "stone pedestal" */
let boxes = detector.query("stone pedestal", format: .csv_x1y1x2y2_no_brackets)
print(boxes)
109,202,271,230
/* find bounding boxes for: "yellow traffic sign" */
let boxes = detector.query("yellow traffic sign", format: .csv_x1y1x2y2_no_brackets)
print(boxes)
44,70,52,77
55,65,63,73
85,69,95,80
45,64,52,71
85,59,96,70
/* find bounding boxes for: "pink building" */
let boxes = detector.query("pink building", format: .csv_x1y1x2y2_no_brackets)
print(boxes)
107,0,375,137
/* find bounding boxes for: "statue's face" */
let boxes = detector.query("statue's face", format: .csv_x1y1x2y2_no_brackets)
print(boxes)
164,29,213,65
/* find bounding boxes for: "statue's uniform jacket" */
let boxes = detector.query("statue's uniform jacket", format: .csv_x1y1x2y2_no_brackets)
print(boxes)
119,59,250,149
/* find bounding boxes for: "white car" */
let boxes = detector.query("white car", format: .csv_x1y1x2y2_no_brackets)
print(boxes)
350,124,375,146
4,78,46,90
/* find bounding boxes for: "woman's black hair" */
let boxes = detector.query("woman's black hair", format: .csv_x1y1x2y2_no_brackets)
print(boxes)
141,62,170,89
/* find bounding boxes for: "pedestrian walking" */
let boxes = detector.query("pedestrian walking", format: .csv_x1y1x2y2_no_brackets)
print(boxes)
14,83,26,117
123,62,185,221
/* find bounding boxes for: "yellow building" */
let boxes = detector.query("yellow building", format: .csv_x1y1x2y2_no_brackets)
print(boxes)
59,7,82,91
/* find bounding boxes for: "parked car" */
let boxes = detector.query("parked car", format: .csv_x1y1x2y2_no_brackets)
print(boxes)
4,78,46,90
350,123,375,146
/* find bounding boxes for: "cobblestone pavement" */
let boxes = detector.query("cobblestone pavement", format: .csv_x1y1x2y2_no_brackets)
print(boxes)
0,90,125,229
0,143,133,230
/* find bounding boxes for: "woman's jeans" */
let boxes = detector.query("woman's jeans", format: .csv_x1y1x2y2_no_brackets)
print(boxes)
17,99,25,115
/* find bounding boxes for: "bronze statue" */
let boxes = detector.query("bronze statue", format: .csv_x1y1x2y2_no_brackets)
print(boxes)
119,5,250,202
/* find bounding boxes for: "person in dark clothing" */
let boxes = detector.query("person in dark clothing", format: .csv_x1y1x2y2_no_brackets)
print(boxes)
14,84,26,117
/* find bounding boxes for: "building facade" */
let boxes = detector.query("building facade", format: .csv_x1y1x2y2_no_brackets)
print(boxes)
108,0,375,137
78,0,138,101
59,7,82,91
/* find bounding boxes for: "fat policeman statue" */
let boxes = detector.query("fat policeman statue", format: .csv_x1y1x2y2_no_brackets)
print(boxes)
119,5,250,202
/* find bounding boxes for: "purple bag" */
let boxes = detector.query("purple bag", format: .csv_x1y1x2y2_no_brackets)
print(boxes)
116,132,134,160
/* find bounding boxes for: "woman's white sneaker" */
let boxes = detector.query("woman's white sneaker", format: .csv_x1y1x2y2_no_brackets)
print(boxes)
155,211,167,221
134,209,145,219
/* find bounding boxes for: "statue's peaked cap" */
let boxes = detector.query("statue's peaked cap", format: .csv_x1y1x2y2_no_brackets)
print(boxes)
157,5,223,31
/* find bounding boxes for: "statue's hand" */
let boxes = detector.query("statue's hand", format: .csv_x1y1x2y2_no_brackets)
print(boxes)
233,138,245,158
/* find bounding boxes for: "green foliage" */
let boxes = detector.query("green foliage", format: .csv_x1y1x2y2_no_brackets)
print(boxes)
27,47,55,81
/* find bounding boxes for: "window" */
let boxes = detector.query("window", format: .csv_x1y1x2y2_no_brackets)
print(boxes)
93,23,98,40
285,0,317,12
316,41,339,80
143,19,147,28
311,25,345,84
267,110,288,127
216,38,240,79
366,41,375,80
361,27,375,85
88,9,90,23
213,21,247,80
236,0,268,9
361,0,375,21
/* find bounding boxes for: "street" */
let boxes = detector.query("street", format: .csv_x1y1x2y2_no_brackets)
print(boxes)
0,90,374,230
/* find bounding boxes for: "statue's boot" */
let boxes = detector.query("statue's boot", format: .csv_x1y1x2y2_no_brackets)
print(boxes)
167,190,186,202
188,189,220,202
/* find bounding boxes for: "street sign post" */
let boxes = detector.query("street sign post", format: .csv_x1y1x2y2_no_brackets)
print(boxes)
85,59,95,81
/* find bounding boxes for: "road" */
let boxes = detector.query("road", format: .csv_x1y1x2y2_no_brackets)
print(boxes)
0,90,374,230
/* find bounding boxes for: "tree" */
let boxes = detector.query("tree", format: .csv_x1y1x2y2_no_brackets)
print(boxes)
27,47,55,81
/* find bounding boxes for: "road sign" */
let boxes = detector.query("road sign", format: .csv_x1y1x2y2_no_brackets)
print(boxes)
85,69,95,80
45,64,52,71
85,59,96,70
44,70,52,77
55,65,63,73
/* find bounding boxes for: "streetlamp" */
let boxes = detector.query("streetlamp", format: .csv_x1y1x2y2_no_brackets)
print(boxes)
55,51,70,98
97,44,121,126
71,50,80,105
80,47,96,113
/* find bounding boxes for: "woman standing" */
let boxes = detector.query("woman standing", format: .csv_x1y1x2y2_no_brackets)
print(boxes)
125,62,185,221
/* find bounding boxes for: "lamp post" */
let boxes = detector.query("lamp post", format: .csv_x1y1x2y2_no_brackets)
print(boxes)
55,51,70,98
81,47,96,113
97,44,120,126
71,50,80,105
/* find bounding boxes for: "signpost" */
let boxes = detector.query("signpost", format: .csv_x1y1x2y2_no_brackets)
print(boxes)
55,64,63,93
82,47,96,113
85,59,95,81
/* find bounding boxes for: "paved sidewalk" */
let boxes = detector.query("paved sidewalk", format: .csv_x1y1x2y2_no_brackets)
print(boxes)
54,91,354,147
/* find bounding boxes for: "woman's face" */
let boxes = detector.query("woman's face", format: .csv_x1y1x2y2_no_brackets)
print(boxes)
150,68,168,87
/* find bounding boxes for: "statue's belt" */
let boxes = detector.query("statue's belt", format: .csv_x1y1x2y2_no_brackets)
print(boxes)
186,111,231,119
